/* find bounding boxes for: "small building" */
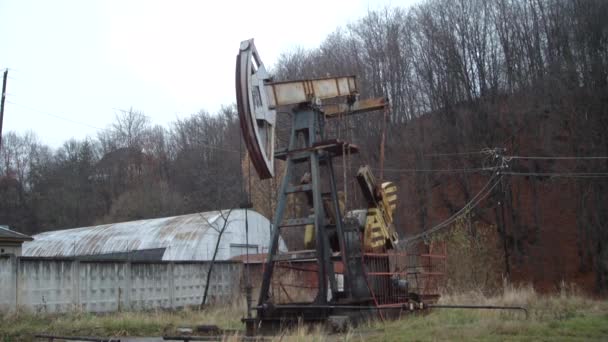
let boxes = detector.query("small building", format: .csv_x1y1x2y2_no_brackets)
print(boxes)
0,225,33,256
22,209,286,261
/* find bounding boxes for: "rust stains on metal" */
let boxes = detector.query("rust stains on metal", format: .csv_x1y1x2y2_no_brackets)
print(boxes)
265,76,358,107
23,210,286,261
323,97,388,118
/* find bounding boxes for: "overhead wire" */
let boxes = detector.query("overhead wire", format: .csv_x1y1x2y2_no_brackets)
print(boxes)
334,164,497,174
404,175,503,244
6,99,242,154
422,148,498,157
503,154,608,178
192,138,241,154
404,166,504,244
389,147,501,159
382,166,497,173
502,172,608,178
506,155,608,160
332,147,502,175
403,151,608,243
7,100,107,131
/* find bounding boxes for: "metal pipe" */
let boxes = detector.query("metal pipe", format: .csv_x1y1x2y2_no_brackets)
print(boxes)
255,303,528,317
35,335,120,342
255,304,397,310
163,336,268,342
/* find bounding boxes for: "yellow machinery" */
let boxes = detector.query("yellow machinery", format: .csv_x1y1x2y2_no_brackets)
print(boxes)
356,165,399,251
304,165,398,251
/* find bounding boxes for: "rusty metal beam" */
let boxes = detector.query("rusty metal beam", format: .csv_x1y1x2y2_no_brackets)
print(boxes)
265,76,357,107
323,97,388,118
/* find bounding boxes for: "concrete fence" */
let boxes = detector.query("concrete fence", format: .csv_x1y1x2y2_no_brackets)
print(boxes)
0,255,242,313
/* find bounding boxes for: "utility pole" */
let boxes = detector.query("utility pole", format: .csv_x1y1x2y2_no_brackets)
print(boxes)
495,148,511,278
0,69,7,152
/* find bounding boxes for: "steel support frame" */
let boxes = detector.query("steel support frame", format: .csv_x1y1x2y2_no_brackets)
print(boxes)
257,106,351,316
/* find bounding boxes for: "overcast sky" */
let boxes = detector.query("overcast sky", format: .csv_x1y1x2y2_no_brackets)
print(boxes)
0,0,418,147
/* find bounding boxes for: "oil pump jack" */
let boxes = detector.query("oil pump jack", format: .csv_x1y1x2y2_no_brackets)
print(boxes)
236,39,443,331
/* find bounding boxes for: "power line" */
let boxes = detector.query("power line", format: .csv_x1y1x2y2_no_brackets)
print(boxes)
334,164,497,174
382,166,497,174
112,107,153,120
422,148,499,157
376,147,501,160
404,175,502,244
6,100,242,154
404,169,503,244
192,137,240,154
7,100,107,131
502,171,608,178
506,155,608,160
403,168,607,244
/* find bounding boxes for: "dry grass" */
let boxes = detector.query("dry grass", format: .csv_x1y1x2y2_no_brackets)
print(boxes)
2,285,607,341
440,280,606,318
363,282,608,341
0,301,246,341
223,283,608,341
434,214,506,295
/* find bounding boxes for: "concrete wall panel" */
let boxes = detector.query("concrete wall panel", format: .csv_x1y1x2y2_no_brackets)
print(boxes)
0,257,242,313
18,259,75,313
0,256,15,310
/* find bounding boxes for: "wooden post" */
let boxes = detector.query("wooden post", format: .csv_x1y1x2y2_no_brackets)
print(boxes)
379,103,388,180
0,69,8,152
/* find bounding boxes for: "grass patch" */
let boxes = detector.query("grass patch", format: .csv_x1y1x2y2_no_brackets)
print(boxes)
362,284,608,342
0,302,244,341
361,309,608,341
2,286,607,341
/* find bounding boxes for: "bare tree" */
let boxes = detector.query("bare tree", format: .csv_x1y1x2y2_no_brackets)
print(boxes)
200,208,234,308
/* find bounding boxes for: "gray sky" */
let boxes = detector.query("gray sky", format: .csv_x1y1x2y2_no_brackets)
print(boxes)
0,0,418,147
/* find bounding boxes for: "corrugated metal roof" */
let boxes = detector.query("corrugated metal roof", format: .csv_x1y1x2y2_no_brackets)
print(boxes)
0,225,33,241
22,209,285,261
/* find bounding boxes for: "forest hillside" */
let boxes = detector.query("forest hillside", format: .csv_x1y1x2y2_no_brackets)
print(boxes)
1,0,606,293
